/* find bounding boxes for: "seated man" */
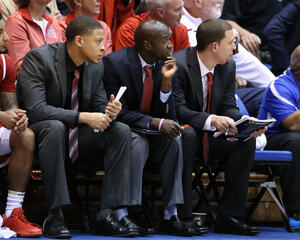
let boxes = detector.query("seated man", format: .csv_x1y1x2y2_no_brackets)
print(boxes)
103,20,194,236
258,45,300,231
181,0,275,117
0,12,41,237
114,0,190,52
174,19,265,235
17,16,140,238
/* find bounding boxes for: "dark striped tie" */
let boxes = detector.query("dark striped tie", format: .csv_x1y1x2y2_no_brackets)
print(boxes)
69,69,80,163
140,66,153,114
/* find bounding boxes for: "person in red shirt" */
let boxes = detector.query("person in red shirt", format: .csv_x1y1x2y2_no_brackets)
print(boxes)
98,0,135,42
114,0,190,52
59,0,112,57
0,12,41,237
5,0,64,71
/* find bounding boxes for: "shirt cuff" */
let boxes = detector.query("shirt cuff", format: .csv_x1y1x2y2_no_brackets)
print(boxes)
203,114,217,131
160,90,172,103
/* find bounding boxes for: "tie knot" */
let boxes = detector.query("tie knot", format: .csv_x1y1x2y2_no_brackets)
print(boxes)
144,66,153,75
207,72,213,83
74,69,80,80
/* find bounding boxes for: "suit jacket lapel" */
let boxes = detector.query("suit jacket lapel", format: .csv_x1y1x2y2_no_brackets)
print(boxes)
128,47,143,102
81,62,92,110
55,44,68,106
210,65,222,113
187,47,203,110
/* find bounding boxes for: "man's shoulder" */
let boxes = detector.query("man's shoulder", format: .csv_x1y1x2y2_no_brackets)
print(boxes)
174,47,194,66
104,46,133,62
26,42,63,58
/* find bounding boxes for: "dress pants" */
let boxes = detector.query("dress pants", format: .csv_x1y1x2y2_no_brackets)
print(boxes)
266,132,300,211
180,126,255,219
30,120,133,210
129,132,184,207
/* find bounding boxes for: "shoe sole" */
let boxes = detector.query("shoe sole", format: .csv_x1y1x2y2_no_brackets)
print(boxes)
92,231,139,237
43,233,72,239
214,228,259,236
18,233,42,238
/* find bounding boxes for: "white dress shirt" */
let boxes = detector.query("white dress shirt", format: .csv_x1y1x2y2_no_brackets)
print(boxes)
196,54,216,131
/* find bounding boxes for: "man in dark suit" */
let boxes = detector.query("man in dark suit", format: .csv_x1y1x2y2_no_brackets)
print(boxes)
174,19,265,235
17,16,141,238
103,20,194,236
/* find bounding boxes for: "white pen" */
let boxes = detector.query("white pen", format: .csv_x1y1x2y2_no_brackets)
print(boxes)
225,127,230,136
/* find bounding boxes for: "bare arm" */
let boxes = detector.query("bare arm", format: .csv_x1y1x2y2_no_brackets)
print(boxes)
0,91,18,110
281,110,300,132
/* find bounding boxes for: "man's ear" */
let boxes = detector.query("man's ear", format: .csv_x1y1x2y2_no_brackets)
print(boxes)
143,40,152,51
74,35,83,48
156,7,165,19
210,42,218,52
73,0,82,8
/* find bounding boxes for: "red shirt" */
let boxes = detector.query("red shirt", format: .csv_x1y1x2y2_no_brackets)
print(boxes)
97,0,135,42
6,8,64,71
114,12,190,52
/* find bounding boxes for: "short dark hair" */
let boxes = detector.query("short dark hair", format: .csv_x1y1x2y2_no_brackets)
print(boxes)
15,0,31,8
65,16,103,43
196,19,232,52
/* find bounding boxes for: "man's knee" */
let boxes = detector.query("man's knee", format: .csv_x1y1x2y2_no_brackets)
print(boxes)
109,121,131,140
38,120,66,139
10,128,35,152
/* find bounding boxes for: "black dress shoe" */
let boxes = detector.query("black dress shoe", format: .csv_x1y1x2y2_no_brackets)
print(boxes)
43,214,71,239
182,219,209,235
91,213,136,237
214,215,259,235
120,216,147,236
159,215,195,236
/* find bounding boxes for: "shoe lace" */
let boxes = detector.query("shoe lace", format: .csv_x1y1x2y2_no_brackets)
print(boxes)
17,212,41,229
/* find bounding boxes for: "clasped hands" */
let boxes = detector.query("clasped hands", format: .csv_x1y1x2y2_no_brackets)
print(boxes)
0,109,28,133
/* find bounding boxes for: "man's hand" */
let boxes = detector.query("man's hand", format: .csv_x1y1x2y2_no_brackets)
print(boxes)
14,113,28,133
250,126,267,138
160,119,183,137
0,109,26,131
161,56,177,91
211,115,237,135
236,77,247,88
79,112,112,132
105,94,122,120
240,31,261,54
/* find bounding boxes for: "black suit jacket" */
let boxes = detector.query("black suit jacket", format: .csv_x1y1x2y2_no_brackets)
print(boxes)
103,46,176,129
18,42,107,128
173,47,241,134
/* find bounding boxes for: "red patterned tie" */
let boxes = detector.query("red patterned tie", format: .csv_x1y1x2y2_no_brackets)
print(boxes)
203,72,213,163
140,66,153,114
69,69,80,163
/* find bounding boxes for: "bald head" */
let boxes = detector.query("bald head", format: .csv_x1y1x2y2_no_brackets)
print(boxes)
146,0,169,12
290,45,300,74
134,20,171,50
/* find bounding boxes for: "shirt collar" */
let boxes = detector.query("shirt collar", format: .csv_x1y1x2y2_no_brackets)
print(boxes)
196,52,214,78
138,53,156,69
183,7,203,26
